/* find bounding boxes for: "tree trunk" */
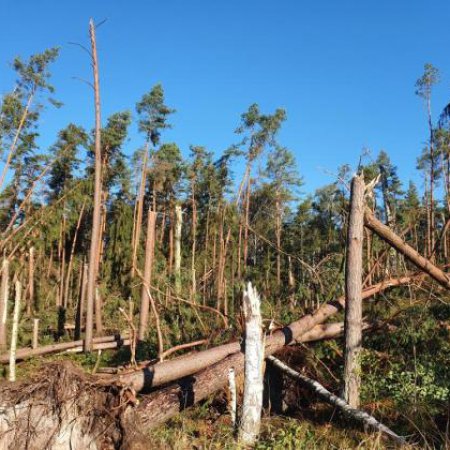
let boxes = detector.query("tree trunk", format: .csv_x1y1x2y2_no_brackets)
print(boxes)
75,262,88,341
174,204,182,294
239,283,264,445
364,207,450,290
28,246,34,315
85,18,103,352
64,201,85,309
138,209,156,341
131,147,148,278
191,178,197,301
32,318,39,350
0,259,9,352
9,280,21,382
343,174,364,408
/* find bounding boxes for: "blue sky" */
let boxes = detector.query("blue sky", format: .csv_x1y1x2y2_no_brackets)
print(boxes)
1,0,450,195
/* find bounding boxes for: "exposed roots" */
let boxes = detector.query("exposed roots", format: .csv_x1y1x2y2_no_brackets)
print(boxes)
0,361,126,449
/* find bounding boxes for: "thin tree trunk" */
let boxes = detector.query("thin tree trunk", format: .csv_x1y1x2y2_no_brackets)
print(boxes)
343,174,365,408
191,178,197,301
174,205,182,294
138,209,156,340
95,287,103,335
131,147,148,277
243,179,251,271
64,201,85,308
32,318,39,349
85,18,103,352
75,262,88,340
0,259,9,352
28,246,34,315
275,196,282,289
9,280,21,382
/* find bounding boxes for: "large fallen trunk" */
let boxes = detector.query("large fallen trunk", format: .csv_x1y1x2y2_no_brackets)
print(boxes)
119,274,421,392
364,208,450,290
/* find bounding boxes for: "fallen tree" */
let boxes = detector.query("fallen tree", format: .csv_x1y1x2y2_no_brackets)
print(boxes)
0,333,129,363
266,356,406,445
118,273,422,392
0,273,424,449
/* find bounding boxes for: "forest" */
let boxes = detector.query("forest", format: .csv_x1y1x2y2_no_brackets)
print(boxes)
0,18,449,450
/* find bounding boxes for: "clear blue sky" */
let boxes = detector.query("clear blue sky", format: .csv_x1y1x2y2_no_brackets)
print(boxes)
1,0,450,194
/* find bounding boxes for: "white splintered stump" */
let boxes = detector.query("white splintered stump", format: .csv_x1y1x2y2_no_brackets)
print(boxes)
228,367,237,428
9,280,21,382
238,282,264,446
343,174,365,408
32,318,39,349
0,259,9,352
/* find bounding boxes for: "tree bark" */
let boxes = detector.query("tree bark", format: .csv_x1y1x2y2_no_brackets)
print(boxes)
174,204,182,294
138,209,156,340
131,147,148,278
85,18,103,352
9,281,21,382
0,259,9,352
343,175,364,408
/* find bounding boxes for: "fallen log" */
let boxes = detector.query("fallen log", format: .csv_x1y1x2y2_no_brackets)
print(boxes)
119,275,420,437
0,333,129,363
364,208,450,290
118,274,422,392
266,356,406,445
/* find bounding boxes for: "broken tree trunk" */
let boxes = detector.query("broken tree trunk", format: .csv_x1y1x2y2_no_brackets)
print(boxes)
343,174,364,408
238,283,264,445
85,18,103,352
266,356,406,445
364,207,450,290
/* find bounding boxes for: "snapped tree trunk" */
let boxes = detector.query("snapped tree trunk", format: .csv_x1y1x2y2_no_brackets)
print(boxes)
239,283,264,445
85,18,103,352
343,174,364,408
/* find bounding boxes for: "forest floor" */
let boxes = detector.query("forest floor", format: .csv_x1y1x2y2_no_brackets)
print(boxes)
2,293,449,449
